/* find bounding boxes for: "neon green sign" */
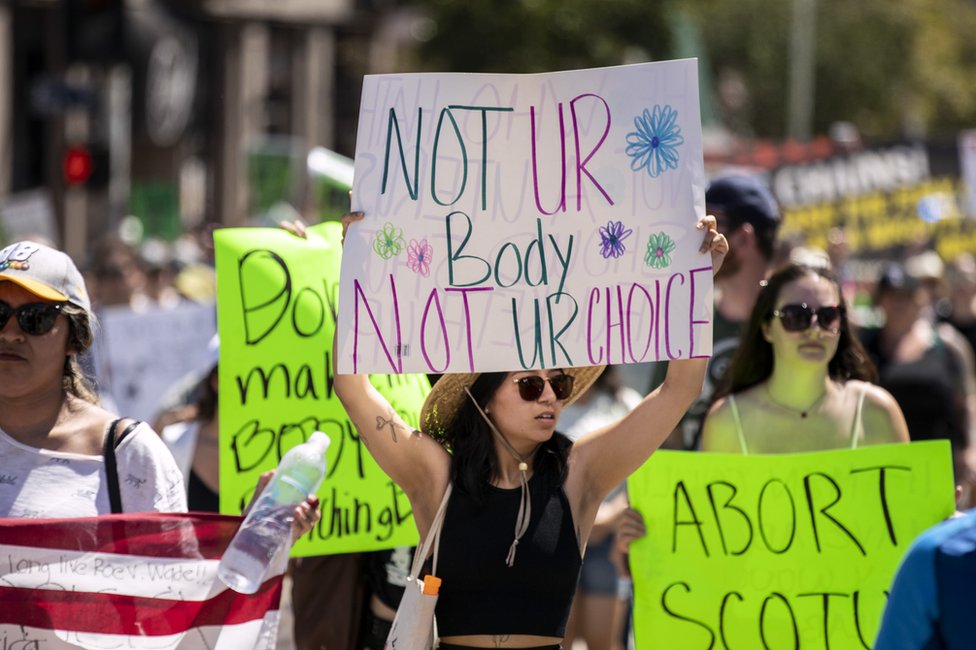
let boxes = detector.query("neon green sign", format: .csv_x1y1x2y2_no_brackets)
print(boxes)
627,442,955,649
215,222,429,556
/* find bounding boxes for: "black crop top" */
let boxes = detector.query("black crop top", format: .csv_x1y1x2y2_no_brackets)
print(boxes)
435,471,582,637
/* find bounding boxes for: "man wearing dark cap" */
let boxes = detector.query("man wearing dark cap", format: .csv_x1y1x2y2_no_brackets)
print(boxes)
646,173,782,449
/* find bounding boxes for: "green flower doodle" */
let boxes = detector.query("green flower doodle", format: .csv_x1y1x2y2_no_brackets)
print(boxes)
644,232,676,269
373,223,406,260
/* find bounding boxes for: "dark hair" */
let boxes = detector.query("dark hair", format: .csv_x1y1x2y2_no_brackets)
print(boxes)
446,372,572,505
716,263,878,400
61,303,99,403
195,367,219,421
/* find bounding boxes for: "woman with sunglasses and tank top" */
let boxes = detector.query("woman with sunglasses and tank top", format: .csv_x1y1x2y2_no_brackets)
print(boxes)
0,241,320,536
329,212,729,649
700,262,909,454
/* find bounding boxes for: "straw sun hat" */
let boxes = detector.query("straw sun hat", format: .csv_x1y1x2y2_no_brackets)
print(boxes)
419,365,606,440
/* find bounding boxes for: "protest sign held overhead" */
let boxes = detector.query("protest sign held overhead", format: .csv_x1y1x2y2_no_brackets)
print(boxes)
627,442,955,650
214,223,429,556
337,60,711,375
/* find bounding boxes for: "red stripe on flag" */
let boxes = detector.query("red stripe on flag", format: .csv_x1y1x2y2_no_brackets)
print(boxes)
0,513,242,559
0,580,282,635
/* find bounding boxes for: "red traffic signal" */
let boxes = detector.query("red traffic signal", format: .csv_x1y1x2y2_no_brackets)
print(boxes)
63,146,94,185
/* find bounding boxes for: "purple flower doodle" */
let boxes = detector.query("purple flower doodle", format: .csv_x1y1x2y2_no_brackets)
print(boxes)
406,239,434,277
598,220,633,259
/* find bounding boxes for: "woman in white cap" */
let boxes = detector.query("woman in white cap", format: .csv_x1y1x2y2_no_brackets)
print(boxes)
333,214,728,649
0,240,189,517
0,241,319,532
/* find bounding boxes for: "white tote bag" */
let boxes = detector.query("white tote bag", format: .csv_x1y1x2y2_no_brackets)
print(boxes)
384,483,453,650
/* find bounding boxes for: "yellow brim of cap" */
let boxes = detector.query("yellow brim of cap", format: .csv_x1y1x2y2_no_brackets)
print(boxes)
0,274,69,302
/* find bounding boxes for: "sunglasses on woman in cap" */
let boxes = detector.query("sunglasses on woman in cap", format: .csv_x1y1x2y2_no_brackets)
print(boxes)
0,301,65,336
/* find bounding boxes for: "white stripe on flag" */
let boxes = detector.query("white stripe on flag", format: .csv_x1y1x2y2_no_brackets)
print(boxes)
0,513,285,650
4,618,280,650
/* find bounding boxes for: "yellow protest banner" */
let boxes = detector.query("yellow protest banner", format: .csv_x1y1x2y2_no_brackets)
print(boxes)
627,442,955,649
214,222,429,556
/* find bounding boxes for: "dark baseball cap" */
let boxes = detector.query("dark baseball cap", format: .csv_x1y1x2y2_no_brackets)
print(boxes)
706,174,781,235
0,241,92,313
877,262,920,295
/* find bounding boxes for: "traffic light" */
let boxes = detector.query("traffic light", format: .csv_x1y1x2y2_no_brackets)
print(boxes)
66,0,126,63
62,144,109,188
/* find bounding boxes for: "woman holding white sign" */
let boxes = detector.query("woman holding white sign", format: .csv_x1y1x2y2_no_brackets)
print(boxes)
332,212,728,649
701,262,910,453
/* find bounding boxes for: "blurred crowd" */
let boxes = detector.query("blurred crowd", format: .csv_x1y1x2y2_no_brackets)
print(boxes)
3,172,976,649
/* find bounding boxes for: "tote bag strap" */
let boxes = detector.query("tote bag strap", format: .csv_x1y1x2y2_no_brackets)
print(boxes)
103,418,141,514
411,483,453,578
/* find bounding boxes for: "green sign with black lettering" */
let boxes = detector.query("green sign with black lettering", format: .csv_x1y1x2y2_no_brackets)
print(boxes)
214,222,429,556
627,442,954,649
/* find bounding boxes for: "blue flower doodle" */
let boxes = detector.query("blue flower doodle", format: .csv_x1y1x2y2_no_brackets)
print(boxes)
598,220,633,259
626,105,684,178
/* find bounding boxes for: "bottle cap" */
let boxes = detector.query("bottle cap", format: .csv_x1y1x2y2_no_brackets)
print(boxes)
308,431,331,454
422,574,441,595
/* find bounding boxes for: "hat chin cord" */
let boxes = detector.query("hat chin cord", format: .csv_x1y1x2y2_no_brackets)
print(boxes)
464,386,533,568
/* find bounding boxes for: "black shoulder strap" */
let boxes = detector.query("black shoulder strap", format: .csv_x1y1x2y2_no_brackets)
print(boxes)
103,418,141,514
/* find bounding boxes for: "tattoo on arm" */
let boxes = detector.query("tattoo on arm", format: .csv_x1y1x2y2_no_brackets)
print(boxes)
375,410,422,443
376,414,398,442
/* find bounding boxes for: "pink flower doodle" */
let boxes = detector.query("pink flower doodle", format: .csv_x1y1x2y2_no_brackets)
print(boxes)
406,239,434,277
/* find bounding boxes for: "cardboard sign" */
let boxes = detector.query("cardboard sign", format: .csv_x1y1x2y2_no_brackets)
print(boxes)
627,442,955,649
337,60,711,374
94,301,216,421
214,223,429,556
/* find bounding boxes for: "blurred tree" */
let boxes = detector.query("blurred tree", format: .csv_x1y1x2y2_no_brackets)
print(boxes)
404,0,674,73
408,0,976,141
681,0,976,140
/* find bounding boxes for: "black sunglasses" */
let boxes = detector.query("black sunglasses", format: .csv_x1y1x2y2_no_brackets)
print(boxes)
0,301,65,336
771,303,842,333
512,374,575,402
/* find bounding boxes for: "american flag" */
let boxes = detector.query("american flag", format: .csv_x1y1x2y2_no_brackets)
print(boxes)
0,512,285,649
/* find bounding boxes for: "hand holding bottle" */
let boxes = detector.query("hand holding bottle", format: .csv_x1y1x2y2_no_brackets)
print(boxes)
219,432,330,594
245,471,321,543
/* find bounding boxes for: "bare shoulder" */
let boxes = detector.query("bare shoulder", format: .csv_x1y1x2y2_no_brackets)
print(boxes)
848,380,899,411
700,395,742,453
55,398,128,454
847,380,910,444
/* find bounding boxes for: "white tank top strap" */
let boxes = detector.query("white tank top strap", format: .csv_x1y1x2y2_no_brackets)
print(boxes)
850,384,867,449
727,394,749,455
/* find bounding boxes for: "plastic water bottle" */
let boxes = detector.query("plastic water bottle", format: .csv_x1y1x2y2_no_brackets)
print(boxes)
218,431,330,594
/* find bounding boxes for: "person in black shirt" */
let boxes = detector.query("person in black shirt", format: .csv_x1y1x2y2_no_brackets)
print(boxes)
334,212,728,648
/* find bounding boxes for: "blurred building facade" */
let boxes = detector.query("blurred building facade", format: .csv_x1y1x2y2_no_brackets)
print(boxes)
0,0,379,259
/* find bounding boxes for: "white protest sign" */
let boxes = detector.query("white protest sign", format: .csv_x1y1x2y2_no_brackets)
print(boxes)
337,59,710,375
94,301,216,420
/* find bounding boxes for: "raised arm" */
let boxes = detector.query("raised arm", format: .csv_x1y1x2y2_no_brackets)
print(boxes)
569,217,728,502
284,213,450,527
332,336,450,502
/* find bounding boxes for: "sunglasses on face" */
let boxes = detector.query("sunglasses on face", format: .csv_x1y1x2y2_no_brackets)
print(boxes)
0,301,65,336
771,303,842,333
512,374,575,402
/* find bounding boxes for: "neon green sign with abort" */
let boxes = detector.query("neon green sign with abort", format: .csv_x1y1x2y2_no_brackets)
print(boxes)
627,441,954,649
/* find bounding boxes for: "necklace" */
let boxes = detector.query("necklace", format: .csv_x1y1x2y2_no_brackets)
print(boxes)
764,385,828,418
